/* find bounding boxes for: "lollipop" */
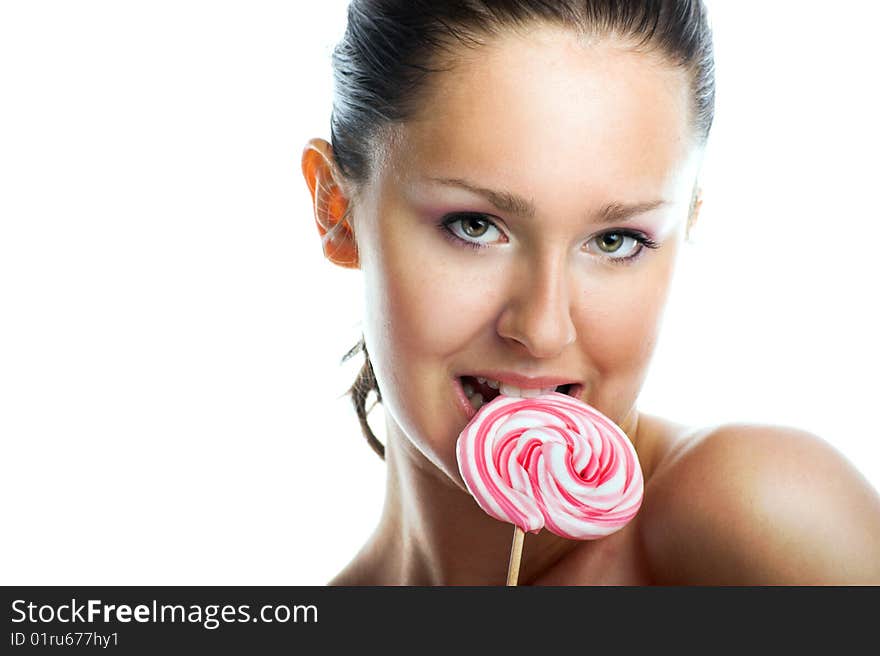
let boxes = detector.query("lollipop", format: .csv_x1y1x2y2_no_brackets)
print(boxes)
456,391,644,584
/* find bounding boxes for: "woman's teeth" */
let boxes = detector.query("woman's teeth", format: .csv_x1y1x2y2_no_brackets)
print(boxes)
499,384,556,398
477,377,557,397
465,377,559,410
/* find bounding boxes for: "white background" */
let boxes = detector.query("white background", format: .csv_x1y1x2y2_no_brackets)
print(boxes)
1,1,878,585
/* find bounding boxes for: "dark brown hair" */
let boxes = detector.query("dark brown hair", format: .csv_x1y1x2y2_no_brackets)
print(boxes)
332,0,716,459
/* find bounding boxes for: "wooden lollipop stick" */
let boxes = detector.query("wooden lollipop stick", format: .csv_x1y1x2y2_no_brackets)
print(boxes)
506,526,525,586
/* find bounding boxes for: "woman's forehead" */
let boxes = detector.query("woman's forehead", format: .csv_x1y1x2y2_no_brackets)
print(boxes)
380,26,698,208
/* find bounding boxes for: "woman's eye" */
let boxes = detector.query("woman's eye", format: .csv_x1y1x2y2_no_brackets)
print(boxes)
587,232,644,260
443,214,504,246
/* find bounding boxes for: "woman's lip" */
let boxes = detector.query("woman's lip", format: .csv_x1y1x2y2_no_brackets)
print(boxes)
567,384,584,402
453,377,477,421
458,371,581,389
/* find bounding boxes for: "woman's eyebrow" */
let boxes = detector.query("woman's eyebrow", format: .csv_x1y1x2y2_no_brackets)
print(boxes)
426,176,668,223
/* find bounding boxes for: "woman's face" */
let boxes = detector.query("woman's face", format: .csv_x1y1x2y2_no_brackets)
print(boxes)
351,26,702,485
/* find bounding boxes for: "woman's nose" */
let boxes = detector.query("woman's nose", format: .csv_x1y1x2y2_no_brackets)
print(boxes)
495,258,577,359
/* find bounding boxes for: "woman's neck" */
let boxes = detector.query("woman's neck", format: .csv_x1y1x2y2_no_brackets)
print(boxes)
335,408,643,586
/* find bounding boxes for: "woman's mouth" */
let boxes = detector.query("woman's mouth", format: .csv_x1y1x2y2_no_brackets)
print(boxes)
458,375,578,411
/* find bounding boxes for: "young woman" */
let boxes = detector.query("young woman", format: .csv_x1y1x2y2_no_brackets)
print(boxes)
301,0,880,585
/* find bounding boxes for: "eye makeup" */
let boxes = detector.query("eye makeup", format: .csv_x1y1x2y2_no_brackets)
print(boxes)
436,211,661,265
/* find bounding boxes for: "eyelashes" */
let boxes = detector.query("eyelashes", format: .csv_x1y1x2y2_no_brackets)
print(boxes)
439,212,660,265
441,213,505,249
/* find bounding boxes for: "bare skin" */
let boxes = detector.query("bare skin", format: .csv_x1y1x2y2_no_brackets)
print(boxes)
303,25,880,585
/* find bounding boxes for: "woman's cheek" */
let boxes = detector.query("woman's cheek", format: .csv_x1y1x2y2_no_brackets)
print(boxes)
575,259,676,376
364,231,491,367
377,237,504,355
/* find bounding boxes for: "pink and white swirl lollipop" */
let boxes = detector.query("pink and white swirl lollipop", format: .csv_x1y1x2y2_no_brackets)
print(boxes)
456,392,644,547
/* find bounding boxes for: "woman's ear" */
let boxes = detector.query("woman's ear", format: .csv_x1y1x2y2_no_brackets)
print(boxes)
686,185,703,242
301,138,359,269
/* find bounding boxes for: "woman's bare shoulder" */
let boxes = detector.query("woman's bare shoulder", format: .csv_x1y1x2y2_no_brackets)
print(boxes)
637,419,880,584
